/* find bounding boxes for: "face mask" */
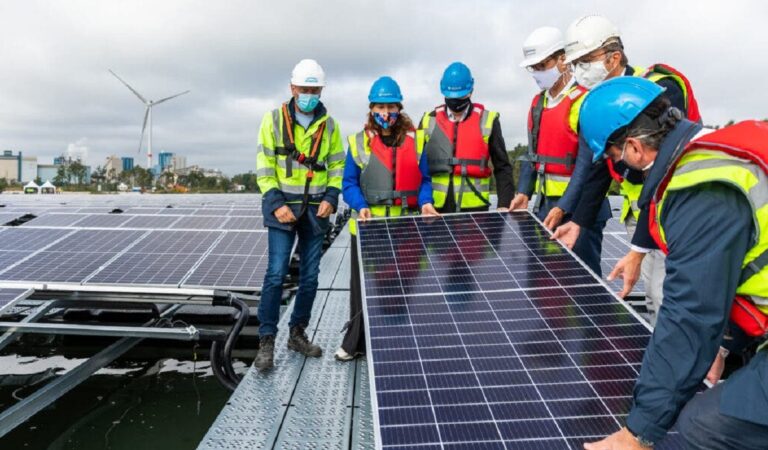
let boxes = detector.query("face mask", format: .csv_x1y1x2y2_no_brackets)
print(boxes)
621,139,655,172
532,65,562,91
445,97,471,112
373,112,399,129
574,60,610,89
297,93,320,112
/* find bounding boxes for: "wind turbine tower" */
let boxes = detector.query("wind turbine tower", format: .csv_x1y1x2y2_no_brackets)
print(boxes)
109,70,190,170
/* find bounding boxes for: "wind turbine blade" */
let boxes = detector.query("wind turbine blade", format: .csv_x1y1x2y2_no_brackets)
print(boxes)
137,107,150,154
153,90,190,105
109,69,148,104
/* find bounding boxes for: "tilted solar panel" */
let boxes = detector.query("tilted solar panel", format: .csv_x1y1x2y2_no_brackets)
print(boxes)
358,211,683,449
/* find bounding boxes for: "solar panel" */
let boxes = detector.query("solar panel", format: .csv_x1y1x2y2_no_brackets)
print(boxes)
182,231,268,289
604,218,626,234
0,228,73,251
221,216,263,230
158,208,196,215
0,213,25,225
120,215,182,229
70,214,132,228
21,213,87,227
171,216,226,230
86,230,221,286
0,230,146,283
192,208,230,216
358,212,683,449
600,233,646,296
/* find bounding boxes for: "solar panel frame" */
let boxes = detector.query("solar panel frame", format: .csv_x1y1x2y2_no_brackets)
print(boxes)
358,212,684,450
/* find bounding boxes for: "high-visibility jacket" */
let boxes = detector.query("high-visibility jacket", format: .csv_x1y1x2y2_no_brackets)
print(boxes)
420,104,497,210
256,102,344,204
347,130,426,235
610,64,701,222
650,120,768,329
527,84,587,198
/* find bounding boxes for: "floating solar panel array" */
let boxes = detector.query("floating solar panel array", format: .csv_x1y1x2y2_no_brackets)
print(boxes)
0,194,270,291
357,212,682,450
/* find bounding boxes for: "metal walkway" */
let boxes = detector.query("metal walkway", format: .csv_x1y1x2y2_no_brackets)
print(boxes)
199,228,374,449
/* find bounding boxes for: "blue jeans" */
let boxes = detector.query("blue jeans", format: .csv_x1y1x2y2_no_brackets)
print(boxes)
258,216,325,337
536,196,605,277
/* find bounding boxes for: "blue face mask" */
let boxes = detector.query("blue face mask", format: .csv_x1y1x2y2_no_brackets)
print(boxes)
373,112,399,129
296,93,320,112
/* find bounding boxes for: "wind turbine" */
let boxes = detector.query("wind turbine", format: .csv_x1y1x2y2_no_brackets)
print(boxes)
109,70,190,170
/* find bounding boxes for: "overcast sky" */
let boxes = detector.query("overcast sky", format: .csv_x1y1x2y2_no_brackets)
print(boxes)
0,0,765,175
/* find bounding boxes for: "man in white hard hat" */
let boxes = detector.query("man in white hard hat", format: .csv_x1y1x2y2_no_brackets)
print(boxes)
550,14,701,325
510,26,611,277
254,59,345,370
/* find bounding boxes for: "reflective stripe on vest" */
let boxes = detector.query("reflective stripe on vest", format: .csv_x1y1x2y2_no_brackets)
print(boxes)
267,105,335,190
654,148,768,313
422,105,495,178
347,130,425,235
534,174,572,199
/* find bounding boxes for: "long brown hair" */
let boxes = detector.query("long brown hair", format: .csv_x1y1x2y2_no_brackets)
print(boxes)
364,103,415,146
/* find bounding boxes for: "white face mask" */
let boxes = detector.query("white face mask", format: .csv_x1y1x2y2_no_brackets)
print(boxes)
574,61,610,89
531,65,562,91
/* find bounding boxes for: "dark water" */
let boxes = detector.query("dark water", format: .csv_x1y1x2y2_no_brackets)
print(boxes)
0,342,251,450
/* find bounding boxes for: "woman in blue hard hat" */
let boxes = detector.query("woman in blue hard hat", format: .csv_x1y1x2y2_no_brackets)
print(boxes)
335,76,439,361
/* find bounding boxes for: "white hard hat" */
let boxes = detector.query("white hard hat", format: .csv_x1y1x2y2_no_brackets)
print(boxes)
564,15,621,63
519,26,564,68
291,59,326,87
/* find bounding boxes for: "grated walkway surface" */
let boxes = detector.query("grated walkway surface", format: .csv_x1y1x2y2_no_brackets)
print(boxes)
199,226,372,449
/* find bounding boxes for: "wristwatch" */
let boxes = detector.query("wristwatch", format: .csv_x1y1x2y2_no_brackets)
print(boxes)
628,427,655,448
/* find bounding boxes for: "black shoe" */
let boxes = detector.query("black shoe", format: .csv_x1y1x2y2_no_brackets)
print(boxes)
255,335,275,371
287,326,322,357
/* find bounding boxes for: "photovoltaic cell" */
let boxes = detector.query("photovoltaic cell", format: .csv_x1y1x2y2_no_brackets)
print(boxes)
358,212,683,450
86,230,221,286
120,215,182,229
21,214,87,227
600,233,645,296
221,216,263,230
70,214,132,228
182,231,268,289
171,216,227,230
0,230,146,283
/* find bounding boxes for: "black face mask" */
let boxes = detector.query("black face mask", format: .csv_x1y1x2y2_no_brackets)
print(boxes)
445,97,471,113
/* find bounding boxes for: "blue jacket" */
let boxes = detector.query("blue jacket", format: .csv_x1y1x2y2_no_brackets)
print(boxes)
342,144,433,212
517,134,611,222
626,120,765,443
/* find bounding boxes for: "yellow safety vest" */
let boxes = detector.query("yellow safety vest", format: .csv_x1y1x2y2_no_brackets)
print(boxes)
618,66,694,223
419,107,497,210
656,148,768,313
347,130,426,235
255,104,345,202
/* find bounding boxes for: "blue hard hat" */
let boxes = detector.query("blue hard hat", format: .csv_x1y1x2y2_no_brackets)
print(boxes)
579,77,666,162
440,62,474,98
368,76,403,103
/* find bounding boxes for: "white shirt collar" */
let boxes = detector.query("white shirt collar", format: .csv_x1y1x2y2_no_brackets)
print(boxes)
545,78,576,108
446,105,470,122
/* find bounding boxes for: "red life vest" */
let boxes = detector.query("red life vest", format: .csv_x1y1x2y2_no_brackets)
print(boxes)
527,86,587,176
606,63,701,182
649,120,768,336
361,131,422,208
431,104,493,178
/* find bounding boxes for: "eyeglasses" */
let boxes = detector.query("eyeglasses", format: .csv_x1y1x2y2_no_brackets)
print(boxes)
525,56,556,73
571,51,609,70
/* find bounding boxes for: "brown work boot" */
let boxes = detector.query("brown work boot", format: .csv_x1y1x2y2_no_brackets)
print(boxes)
287,326,322,357
254,335,275,371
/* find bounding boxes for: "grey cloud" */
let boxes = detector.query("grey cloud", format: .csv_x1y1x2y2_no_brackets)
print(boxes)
0,0,766,174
